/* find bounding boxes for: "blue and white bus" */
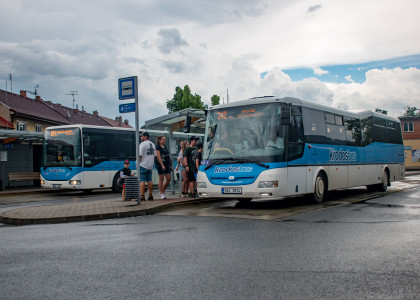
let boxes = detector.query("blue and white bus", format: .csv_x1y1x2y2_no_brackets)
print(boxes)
197,96,405,203
41,125,199,192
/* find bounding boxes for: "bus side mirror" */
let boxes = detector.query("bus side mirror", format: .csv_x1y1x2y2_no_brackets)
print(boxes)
281,106,291,125
184,116,191,133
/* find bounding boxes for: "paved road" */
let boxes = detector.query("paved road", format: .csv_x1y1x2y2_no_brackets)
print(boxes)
1,186,419,299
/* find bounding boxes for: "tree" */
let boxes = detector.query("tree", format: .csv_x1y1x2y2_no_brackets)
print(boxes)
402,106,420,117
211,94,220,106
375,108,388,115
166,85,208,113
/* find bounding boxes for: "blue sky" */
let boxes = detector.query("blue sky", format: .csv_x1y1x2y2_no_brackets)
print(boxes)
262,55,420,84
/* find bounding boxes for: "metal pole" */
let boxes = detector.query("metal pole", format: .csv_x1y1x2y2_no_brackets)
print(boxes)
169,129,175,194
134,76,141,204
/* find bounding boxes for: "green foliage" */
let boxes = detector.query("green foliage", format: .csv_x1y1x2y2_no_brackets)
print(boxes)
402,106,420,117
211,94,220,106
166,85,208,113
375,108,388,115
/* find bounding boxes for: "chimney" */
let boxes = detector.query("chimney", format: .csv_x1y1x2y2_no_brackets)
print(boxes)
115,116,122,126
124,119,129,125
20,90,27,97
93,110,98,116
35,95,42,101
82,106,85,112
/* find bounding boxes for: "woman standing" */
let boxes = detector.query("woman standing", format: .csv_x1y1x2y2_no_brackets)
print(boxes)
176,140,189,197
155,136,171,199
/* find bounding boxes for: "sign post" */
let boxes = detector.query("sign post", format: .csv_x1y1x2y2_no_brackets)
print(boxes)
118,76,141,204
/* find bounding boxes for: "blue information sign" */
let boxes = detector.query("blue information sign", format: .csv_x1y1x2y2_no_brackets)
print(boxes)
119,103,136,113
118,77,136,100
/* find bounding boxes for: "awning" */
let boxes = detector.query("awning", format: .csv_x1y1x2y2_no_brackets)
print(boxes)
144,108,207,132
0,129,44,144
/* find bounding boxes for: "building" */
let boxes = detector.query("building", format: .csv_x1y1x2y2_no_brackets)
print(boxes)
399,116,420,169
0,89,132,188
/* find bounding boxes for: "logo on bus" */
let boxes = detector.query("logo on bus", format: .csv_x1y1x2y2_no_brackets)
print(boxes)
329,148,357,162
214,166,253,173
48,168,66,173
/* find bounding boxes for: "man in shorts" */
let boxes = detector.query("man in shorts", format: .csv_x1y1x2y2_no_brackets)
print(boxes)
184,136,199,197
139,132,156,201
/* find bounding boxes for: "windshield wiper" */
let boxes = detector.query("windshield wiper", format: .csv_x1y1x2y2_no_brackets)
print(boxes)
204,158,269,170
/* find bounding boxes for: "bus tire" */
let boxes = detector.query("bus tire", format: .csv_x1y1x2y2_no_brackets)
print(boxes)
313,173,327,204
377,169,389,192
112,173,122,193
366,185,377,193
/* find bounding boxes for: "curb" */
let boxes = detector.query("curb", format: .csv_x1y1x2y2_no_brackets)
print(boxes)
0,197,220,226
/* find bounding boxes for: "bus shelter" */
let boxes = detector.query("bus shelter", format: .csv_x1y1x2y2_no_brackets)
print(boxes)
143,108,207,193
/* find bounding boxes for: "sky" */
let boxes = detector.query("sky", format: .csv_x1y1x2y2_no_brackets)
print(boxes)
1,0,420,127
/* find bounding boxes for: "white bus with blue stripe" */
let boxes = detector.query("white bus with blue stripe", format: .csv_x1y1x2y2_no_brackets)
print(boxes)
40,125,198,192
197,97,405,203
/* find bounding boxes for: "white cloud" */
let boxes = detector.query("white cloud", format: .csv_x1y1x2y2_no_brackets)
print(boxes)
344,75,353,82
313,66,329,76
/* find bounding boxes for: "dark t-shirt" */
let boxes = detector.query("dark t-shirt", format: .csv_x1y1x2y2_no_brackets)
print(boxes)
156,145,170,169
184,146,198,173
197,152,202,171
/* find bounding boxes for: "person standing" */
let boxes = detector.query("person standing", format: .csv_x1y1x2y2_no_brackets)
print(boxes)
120,160,132,201
176,140,189,197
139,132,156,201
155,136,171,199
184,136,199,197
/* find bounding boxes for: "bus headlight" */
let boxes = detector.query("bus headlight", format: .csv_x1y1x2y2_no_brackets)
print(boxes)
258,181,278,188
197,182,207,188
69,180,81,185
40,180,45,185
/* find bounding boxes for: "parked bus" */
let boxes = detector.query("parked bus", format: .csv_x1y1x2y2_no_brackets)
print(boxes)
41,125,201,192
197,96,405,203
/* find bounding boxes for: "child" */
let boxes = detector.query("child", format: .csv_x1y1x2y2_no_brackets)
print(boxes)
120,160,132,201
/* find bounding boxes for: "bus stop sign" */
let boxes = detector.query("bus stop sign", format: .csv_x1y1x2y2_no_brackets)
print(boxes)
118,77,136,100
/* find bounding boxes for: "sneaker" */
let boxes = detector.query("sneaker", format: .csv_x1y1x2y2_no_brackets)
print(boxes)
188,193,197,198
181,193,187,198
148,195,154,201
140,195,146,201
160,193,166,199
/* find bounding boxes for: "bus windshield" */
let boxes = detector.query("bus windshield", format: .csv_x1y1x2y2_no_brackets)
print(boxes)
203,103,285,163
43,128,82,167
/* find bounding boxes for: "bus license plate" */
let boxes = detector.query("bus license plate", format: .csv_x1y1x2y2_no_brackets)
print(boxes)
52,184,61,188
222,187,242,194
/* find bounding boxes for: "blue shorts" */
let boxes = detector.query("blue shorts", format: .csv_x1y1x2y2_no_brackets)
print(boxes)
140,167,153,182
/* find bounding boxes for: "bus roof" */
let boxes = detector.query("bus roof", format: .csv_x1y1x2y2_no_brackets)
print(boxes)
209,96,400,122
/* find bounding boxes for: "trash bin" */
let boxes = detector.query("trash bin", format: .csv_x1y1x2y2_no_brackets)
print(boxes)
124,176,140,202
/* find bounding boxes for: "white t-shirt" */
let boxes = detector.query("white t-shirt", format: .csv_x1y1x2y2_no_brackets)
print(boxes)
139,140,157,170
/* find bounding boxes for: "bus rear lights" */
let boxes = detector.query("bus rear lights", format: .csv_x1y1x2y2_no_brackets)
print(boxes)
197,182,207,188
258,181,278,188
69,180,81,185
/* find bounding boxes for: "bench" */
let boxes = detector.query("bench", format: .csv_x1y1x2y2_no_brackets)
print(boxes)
8,172,41,188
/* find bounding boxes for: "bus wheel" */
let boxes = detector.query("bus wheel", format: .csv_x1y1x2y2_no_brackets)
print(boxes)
366,185,377,193
377,169,389,192
112,173,122,193
313,173,327,204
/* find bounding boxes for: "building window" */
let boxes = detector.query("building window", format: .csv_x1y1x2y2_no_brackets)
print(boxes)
35,124,42,132
17,121,27,131
404,122,414,132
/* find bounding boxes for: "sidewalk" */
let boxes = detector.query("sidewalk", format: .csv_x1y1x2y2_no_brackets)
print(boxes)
0,189,213,226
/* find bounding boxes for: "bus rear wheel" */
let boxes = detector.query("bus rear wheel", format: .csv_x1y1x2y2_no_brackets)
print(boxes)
377,169,389,192
112,173,123,193
313,173,327,204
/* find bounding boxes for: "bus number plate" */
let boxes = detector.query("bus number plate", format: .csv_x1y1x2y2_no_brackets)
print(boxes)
222,187,242,194
52,184,61,188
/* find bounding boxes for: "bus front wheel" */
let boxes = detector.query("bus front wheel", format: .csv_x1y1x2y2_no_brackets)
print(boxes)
313,173,327,204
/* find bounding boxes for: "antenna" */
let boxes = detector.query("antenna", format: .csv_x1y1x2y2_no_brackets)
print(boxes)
25,84,40,97
66,91,78,109
226,88,229,103
9,74,12,93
